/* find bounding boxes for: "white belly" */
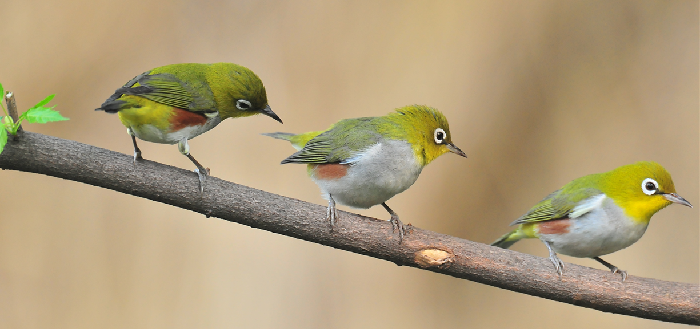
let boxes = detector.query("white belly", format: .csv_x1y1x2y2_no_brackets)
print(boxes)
540,196,649,258
131,116,222,144
312,140,423,209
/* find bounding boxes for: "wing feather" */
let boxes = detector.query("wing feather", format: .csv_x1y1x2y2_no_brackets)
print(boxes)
97,70,215,113
280,117,387,164
511,188,604,225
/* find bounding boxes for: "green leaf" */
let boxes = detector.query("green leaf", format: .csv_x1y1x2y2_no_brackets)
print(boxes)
2,115,13,126
0,83,5,117
0,128,7,155
29,94,55,110
2,115,19,135
2,115,17,135
24,107,69,124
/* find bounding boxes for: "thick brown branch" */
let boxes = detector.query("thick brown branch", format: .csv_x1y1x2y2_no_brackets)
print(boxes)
0,132,698,325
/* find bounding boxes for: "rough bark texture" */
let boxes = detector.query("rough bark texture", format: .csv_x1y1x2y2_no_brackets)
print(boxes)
1,132,698,325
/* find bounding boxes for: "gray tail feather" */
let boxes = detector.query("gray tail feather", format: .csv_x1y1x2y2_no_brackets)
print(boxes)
491,230,521,249
95,99,127,113
261,132,295,140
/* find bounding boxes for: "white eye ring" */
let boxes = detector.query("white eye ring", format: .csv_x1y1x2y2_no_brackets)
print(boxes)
641,178,658,196
236,99,252,110
434,128,446,144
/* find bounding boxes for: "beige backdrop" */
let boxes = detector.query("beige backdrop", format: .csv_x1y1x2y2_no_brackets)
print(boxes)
1,1,698,328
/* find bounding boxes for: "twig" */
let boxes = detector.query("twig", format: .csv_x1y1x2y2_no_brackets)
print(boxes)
0,132,697,325
4,91,22,137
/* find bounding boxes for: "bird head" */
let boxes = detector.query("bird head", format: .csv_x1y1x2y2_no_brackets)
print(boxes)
212,63,282,123
384,105,466,166
602,161,692,222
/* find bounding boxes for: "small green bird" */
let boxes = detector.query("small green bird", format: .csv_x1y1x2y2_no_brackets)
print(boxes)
492,161,692,280
96,63,282,191
264,105,467,243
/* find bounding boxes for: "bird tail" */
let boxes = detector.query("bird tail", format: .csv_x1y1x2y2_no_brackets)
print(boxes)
261,132,296,141
95,97,129,113
262,132,306,152
262,131,324,151
491,229,524,249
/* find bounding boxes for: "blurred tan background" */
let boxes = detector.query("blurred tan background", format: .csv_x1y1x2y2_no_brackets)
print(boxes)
0,1,697,328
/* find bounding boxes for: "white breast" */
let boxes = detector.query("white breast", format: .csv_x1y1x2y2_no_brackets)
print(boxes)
312,140,423,209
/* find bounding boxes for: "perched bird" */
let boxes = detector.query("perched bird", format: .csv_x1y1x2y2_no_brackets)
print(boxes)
264,105,467,243
96,63,282,191
491,161,692,281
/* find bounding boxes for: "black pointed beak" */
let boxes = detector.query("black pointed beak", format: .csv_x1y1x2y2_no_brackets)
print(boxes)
663,193,693,208
261,105,283,124
447,143,467,158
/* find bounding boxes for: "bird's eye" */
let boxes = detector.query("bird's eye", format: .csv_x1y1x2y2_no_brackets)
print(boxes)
236,99,252,110
641,178,659,196
434,128,446,144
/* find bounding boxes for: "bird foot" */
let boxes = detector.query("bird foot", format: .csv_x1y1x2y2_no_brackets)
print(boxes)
325,196,339,230
610,267,628,282
133,150,143,163
390,215,406,244
549,254,564,278
326,205,339,228
543,240,564,278
194,167,210,193
381,203,408,244
130,132,143,163
593,257,627,282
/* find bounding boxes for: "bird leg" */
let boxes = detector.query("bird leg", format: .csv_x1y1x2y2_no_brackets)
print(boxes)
593,257,627,282
127,128,143,162
382,202,405,244
178,138,209,193
543,240,564,278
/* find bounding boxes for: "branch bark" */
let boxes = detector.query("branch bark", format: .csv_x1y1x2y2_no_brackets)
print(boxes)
0,132,697,325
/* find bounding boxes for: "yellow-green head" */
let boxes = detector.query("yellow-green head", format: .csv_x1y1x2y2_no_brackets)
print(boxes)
381,105,466,166
592,161,692,222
